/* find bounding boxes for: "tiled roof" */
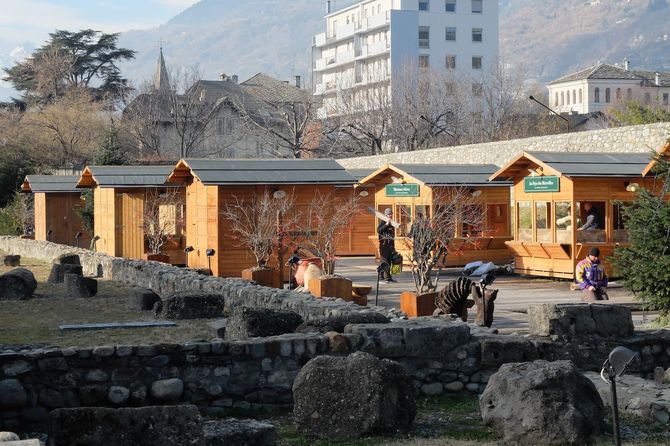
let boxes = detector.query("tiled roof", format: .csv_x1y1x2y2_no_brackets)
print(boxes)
527,152,651,177
82,166,174,187
22,175,80,193
549,64,670,87
240,73,310,103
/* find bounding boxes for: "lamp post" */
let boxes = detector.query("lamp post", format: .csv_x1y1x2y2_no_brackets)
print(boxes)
600,346,638,446
74,232,82,248
205,248,215,274
183,246,194,268
528,95,570,133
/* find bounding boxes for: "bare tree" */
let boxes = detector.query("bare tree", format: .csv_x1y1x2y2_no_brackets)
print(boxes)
407,189,485,294
300,190,361,275
143,187,184,255
220,189,299,269
121,80,169,160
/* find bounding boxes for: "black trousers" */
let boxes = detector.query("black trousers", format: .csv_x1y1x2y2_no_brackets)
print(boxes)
379,245,393,280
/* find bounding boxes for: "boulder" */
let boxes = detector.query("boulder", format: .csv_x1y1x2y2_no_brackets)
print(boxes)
528,303,633,338
208,319,227,338
203,419,277,446
0,379,28,410
293,351,415,440
47,263,83,284
48,405,203,446
150,378,184,402
53,253,81,265
224,307,303,340
1,254,20,266
480,360,604,445
0,432,20,442
0,268,37,300
126,288,161,311
64,274,97,298
294,312,390,334
153,292,225,320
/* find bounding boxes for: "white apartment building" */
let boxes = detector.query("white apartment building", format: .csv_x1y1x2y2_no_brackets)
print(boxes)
312,0,499,118
547,62,670,115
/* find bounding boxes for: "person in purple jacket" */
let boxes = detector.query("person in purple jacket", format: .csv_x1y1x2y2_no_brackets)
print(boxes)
575,246,609,301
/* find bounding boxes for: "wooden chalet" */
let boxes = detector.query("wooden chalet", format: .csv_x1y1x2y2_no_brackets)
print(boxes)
76,166,186,265
21,175,91,248
166,159,358,277
340,168,376,256
358,163,513,266
490,151,656,279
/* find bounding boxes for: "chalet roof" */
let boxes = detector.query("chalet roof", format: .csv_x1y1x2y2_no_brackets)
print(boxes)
170,158,357,185
642,141,670,176
549,63,670,86
22,175,80,193
77,165,174,188
360,164,511,187
240,73,310,103
346,169,375,181
490,151,652,180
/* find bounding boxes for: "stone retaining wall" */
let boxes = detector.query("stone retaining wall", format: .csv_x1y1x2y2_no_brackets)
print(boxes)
0,237,401,321
337,122,670,169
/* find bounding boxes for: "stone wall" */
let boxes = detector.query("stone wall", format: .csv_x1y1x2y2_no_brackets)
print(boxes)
0,237,401,321
337,122,670,169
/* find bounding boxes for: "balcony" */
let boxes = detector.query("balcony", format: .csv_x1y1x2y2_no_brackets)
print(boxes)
356,41,390,59
355,11,391,33
313,50,356,72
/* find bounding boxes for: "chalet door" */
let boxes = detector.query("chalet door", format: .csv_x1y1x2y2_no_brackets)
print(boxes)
115,192,145,259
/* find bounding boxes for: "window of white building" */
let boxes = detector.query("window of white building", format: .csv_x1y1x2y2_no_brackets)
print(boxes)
445,27,456,41
419,26,430,48
664,93,669,106
579,89,583,103
471,0,482,13
616,88,622,101
472,56,482,70
446,0,456,12
561,91,564,106
605,88,611,103
594,87,600,103
419,0,430,11
472,28,482,42
419,55,430,69
555,92,559,106
446,55,456,69
566,91,570,105
572,90,576,104
627,88,633,100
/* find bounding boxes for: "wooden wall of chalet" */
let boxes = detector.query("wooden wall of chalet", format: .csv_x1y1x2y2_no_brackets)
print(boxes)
33,192,91,248
334,186,376,256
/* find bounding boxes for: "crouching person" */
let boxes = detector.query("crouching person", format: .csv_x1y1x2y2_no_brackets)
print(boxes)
576,247,609,301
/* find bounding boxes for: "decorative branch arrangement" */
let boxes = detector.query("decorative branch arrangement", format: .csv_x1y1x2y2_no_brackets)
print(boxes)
143,187,184,255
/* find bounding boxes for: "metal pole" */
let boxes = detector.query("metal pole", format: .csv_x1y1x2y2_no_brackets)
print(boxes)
610,368,621,446
528,95,569,133
374,264,382,306
277,210,284,288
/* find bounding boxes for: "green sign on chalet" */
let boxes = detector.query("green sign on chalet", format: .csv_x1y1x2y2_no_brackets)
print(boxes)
385,183,420,197
524,175,560,193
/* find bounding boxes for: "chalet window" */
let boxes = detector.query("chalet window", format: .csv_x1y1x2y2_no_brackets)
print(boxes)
462,204,484,237
472,28,482,42
158,204,177,235
445,27,456,41
555,202,572,244
396,204,412,237
576,201,606,243
613,202,630,243
594,87,600,103
419,26,430,48
471,56,482,70
471,0,482,13
446,0,456,12
518,202,532,242
535,202,552,242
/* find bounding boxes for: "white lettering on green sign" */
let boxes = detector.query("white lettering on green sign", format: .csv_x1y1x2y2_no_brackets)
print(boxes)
524,176,559,193
385,184,420,197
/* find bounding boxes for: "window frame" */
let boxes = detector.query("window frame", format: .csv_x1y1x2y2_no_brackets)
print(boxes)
471,0,482,13
471,56,482,70
472,28,483,42
419,0,430,11
445,26,457,41
445,0,456,12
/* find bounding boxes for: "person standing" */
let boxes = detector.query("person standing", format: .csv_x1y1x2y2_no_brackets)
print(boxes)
578,202,602,230
576,247,609,301
377,208,397,283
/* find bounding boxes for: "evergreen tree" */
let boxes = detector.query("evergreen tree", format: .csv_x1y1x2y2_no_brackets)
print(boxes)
612,149,670,324
95,121,126,165
609,100,670,126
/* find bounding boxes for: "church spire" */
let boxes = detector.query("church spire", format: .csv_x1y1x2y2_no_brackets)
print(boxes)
154,45,170,92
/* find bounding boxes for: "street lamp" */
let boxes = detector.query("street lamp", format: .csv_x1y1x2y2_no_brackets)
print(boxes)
205,248,215,273
183,246,194,267
528,95,569,133
600,346,638,446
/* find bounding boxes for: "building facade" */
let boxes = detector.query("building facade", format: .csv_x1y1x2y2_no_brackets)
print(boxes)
547,62,670,115
312,0,499,118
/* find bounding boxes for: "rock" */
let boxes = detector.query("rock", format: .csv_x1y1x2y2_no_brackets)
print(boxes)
47,263,82,284
654,366,665,383
53,253,80,265
1,254,21,266
528,303,633,339
224,307,303,340
663,368,670,385
207,319,227,338
108,386,130,405
64,274,97,298
48,405,203,446
153,292,225,320
293,351,415,440
444,381,464,392
480,360,603,445
126,288,160,311
325,331,349,353
0,432,20,441
294,312,390,334
0,379,27,410
150,378,184,402
203,419,277,446
0,268,37,300
421,383,443,396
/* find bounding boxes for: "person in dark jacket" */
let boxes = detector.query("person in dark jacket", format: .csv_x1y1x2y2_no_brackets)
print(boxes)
579,202,603,230
377,208,396,283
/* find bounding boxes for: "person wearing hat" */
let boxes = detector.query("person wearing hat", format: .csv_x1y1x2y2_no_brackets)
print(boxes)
575,246,609,301
377,207,397,283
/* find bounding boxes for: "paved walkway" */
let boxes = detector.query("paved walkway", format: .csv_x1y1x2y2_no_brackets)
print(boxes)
335,256,657,332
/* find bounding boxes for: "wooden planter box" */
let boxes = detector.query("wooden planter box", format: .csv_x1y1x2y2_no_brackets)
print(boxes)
400,291,438,318
242,267,281,289
144,253,170,263
308,276,352,300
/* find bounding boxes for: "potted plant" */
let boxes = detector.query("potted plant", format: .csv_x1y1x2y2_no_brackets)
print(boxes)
402,189,485,317
301,190,361,300
221,189,297,288
143,187,183,263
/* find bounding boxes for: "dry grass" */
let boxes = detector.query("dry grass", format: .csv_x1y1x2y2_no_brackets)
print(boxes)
0,256,214,348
